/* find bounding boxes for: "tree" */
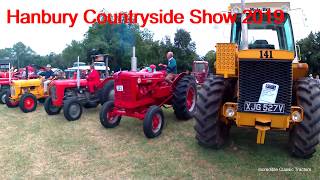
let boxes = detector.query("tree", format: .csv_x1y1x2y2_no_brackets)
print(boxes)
297,31,320,75
204,50,215,73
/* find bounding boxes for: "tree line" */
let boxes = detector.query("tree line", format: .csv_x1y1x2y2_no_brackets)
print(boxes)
0,23,202,73
0,21,319,74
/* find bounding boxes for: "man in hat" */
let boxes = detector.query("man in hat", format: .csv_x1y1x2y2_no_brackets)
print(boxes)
43,64,54,93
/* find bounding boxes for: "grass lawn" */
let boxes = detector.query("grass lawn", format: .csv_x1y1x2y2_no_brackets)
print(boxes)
0,104,319,179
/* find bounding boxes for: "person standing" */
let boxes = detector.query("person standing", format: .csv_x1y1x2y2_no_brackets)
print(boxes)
87,64,100,93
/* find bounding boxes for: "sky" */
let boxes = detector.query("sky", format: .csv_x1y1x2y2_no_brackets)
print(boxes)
0,0,319,56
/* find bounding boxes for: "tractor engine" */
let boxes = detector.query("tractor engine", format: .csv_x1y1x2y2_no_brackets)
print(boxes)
113,70,168,109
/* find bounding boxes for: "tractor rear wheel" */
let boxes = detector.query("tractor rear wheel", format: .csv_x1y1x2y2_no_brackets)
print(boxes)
100,101,121,128
194,76,230,149
44,97,62,115
100,80,114,105
19,93,38,113
143,106,164,138
5,90,19,108
0,90,7,104
289,78,320,158
172,75,197,120
63,98,82,121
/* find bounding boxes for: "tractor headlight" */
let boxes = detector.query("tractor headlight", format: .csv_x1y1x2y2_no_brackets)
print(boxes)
225,107,235,118
292,111,302,122
137,78,141,84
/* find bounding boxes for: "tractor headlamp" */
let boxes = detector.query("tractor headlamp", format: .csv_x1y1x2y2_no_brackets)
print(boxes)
292,111,302,122
226,107,235,118
137,78,141,84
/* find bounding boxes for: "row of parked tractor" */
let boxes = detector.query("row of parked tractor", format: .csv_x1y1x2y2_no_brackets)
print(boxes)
0,56,209,138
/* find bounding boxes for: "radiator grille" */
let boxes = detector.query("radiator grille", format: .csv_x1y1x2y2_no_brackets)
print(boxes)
238,60,292,114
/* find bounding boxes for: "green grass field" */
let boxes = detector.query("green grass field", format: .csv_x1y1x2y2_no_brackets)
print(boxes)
0,104,319,179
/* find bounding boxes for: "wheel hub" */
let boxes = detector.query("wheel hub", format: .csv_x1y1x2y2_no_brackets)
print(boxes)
152,114,162,133
24,97,35,110
69,104,80,118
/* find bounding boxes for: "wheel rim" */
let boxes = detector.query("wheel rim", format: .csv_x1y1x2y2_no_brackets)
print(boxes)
106,107,119,124
186,87,196,112
69,103,81,118
1,94,6,103
24,97,35,110
152,114,162,133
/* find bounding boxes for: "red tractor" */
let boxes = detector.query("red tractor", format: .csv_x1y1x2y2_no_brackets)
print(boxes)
191,61,209,84
44,55,114,121
99,64,197,138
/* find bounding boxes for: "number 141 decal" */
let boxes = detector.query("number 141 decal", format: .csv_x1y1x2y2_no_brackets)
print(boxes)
259,50,273,59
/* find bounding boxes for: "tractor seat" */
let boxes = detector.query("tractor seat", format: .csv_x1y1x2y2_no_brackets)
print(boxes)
249,40,275,49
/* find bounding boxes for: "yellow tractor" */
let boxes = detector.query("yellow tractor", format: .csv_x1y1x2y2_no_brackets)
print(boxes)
194,2,320,158
6,78,49,113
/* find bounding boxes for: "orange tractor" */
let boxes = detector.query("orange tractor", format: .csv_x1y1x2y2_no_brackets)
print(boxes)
194,2,320,158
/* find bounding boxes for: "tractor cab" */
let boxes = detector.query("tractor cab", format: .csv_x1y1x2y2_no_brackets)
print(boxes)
192,61,209,84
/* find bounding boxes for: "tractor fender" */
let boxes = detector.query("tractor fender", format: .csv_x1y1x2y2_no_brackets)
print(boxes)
97,77,114,89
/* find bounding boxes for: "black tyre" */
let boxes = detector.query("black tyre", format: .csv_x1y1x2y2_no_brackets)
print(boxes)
44,97,62,115
100,80,114,105
289,78,320,158
0,90,7,104
63,98,82,121
143,106,164,138
5,90,19,108
194,76,230,149
172,75,197,120
100,101,121,128
19,93,38,113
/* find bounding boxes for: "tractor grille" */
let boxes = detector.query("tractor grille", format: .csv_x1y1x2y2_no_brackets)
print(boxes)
238,60,292,114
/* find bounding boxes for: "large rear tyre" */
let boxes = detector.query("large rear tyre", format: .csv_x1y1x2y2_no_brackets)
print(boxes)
5,90,19,108
0,90,7,104
143,106,164,138
63,98,82,121
194,76,230,149
44,97,62,115
289,79,320,158
172,75,197,120
100,80,114,105
19,93,37,113
99,101,121,128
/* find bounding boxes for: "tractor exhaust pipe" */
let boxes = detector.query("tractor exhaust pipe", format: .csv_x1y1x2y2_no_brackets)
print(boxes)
77,56,80,89
131,46,137,71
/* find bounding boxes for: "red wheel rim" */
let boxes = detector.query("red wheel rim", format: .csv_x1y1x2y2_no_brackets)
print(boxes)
24,97,35,110
106,108,118,123
152,114,162,133
186,87,196,112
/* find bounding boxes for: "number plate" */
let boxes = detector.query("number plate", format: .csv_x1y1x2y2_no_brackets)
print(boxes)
116,85,123,92
244,101,285,114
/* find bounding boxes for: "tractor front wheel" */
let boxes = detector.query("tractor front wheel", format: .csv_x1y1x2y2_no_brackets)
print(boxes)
172,75,197,120
194,76,230,149
19,93,38,113
63,98,82,121
5,90,19,108
289,79,320,158
143,106,164,138
100,101,121,128
44,97,62,115
0,90,7,104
